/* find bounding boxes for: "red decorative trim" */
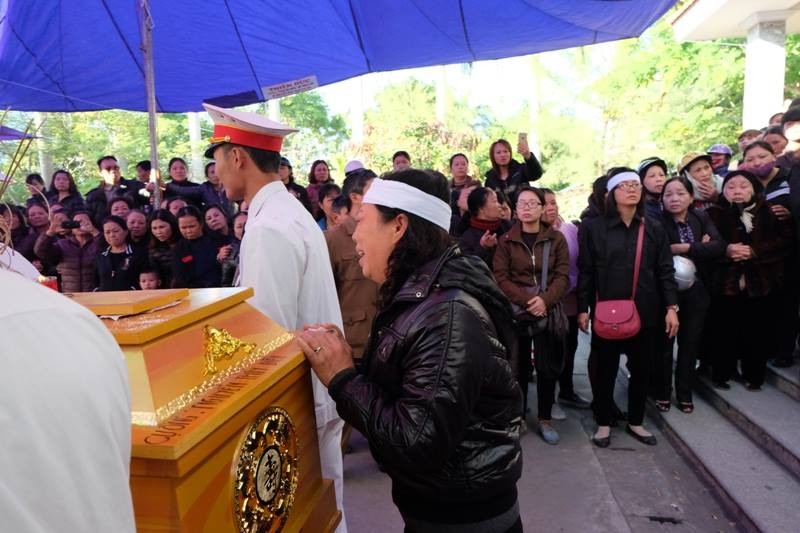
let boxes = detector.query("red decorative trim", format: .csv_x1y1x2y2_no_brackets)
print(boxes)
210,124,283,152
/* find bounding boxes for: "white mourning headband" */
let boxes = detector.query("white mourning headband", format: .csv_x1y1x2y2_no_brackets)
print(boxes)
362,178,452,232
606,171,641,192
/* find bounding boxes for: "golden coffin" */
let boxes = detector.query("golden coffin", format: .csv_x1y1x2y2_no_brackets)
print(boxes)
72,288,340,532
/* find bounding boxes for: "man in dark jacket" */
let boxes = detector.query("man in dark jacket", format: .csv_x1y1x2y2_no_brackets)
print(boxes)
85,155,146,225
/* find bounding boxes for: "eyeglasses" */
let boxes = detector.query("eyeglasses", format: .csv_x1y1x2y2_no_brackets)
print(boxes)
617,181,642,191
517,201,542,209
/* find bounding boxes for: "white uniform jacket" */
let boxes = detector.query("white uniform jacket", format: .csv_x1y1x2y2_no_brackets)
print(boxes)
239,180,343,428
0,269,135,532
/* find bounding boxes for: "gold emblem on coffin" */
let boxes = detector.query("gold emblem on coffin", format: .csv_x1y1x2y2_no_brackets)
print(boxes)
232,406,299,532
203,325,256,376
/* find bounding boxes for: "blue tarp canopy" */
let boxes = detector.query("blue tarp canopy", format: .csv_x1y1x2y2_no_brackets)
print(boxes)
0,0,676,112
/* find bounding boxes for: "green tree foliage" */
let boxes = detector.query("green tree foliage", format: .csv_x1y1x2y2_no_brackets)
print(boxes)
277,92,349,183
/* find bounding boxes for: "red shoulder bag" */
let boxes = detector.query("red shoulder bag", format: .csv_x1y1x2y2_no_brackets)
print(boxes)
592,221,644,340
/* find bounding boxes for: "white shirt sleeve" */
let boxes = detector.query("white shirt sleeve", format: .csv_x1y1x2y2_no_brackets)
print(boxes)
241,224,305,331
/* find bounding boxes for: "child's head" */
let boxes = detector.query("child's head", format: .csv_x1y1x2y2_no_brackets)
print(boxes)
139,269,161,290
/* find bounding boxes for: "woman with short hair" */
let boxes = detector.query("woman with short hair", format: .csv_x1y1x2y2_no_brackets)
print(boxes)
172,206,223,288
458,186,508,267
95,215,146,291
297,169,523,532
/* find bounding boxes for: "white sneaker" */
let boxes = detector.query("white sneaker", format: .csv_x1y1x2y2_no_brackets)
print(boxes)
551,403,567,421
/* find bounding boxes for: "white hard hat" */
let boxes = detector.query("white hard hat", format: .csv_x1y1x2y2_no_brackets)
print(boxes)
673,256,697,291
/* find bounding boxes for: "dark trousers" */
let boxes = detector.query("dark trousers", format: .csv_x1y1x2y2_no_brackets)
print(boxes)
655,284,709,403
712,294,770,386
592,327,658,426
518,335,558,420
558,315,579,397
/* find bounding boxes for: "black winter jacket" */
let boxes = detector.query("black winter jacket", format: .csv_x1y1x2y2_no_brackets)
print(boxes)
85,178,146,225
329,247,522,524
578,214,678,328
484,155,543,205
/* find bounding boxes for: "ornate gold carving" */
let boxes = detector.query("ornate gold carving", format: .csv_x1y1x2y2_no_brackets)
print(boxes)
131,332,293,426
203,325,256,376
232,407,299,532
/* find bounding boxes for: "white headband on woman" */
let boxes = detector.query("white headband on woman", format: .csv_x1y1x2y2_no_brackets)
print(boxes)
362,178,452,232
606,171,641,192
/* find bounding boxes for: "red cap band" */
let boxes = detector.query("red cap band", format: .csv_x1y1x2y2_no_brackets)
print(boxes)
209,124,284,152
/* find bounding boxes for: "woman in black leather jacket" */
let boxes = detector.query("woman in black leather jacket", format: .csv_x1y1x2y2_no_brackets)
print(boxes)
298,169,523,532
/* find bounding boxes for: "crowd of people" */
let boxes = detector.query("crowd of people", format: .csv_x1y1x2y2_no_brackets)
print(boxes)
5,98,800,532
4,110,800,445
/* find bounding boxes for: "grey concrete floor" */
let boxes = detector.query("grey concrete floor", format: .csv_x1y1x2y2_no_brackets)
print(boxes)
342,333,744,532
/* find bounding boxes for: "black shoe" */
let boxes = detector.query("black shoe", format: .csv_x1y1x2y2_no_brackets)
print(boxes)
745,382,762,391
592,435,611,448
558,392,591,409
626,425,657,446
714,381,731,390
772,358,795,368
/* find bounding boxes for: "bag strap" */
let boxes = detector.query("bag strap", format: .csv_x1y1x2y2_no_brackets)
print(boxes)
631,220,645,300
541,240,552,292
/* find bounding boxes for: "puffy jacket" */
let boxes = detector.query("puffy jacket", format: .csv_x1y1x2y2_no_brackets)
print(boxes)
34,232,100,293
493,220,570,309
328,246,522,524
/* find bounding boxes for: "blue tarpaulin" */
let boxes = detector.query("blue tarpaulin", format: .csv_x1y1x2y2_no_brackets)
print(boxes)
0,0,676,112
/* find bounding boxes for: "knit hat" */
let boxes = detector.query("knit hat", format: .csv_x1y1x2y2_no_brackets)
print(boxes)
721,169,762,196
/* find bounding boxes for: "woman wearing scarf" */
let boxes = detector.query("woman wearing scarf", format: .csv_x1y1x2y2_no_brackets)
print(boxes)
458,186,510,267
739,142,798,369
297,169,523,532
706,170,793,390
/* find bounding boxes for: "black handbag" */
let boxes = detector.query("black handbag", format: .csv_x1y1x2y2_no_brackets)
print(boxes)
511,240,551,336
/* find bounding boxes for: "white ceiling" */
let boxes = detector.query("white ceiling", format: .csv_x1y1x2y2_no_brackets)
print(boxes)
672,0,800,41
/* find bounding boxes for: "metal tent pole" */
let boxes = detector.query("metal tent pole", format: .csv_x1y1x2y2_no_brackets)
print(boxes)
140,0,161,208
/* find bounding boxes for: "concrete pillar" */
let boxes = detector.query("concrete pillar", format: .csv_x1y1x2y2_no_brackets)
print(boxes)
187,112,203,180
742,12,787,129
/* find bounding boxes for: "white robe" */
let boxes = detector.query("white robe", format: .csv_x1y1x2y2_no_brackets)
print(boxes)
0,269,135,532
239,180,347,532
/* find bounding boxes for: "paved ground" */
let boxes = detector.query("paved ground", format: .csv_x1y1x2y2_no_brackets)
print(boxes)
342,333,745,532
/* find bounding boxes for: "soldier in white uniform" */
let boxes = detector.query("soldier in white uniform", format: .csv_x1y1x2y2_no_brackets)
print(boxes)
0,268,135,532
203,103,347,532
